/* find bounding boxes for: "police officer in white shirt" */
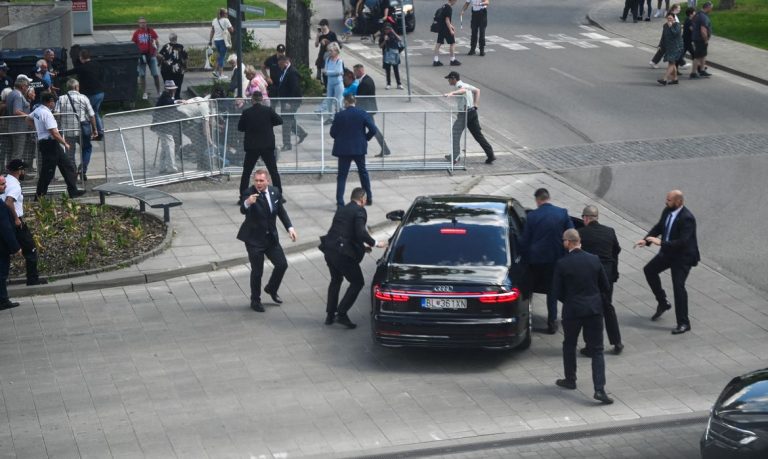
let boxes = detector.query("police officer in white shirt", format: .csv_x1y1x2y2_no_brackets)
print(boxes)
26,92,84,198
443,71,495,164
1,159,47,285
461,0,489,56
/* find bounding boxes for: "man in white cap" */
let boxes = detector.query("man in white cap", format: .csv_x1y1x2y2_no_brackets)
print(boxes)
152,80,180,174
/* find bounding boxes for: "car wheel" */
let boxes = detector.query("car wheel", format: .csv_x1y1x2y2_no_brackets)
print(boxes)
514,299,532,351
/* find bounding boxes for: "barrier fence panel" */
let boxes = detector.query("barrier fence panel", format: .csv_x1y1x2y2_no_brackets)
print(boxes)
1,113,83,193
102,99,220,186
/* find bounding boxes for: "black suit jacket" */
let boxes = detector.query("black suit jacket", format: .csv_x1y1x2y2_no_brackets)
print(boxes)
321,202,376,262
236,185,292,249
238,103,282,150
356,74,378,113
551,249,610,319
578,221,621,283
645,206,700,267
0,204,20,257
277,65,302,99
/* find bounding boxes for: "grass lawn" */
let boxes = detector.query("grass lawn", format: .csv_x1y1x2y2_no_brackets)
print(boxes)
712,0,768,50
92,0,285,24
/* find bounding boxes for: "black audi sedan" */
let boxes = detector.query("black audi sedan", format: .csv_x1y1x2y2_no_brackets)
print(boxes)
371,195,532,350
701,368,768,458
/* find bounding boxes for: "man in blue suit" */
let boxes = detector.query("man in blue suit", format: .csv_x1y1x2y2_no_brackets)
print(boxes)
330,95,377,208
519,188,574,334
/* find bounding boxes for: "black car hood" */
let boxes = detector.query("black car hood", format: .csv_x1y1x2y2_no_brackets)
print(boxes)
386,264,508,285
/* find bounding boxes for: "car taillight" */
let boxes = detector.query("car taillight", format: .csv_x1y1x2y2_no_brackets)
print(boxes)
374,286,410,302
478,288,520,303
440,228,467,235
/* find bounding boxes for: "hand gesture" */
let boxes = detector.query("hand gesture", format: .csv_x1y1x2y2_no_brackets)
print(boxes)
288,227,297,242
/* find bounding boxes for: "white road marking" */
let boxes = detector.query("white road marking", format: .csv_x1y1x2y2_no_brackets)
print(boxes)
500,43,530,50
581,32,611,40
534,42,565,49
549,67,595,87
580,25,599,32
602,39,634,48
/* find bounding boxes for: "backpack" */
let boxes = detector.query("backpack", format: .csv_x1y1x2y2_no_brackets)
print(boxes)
430,5,445,33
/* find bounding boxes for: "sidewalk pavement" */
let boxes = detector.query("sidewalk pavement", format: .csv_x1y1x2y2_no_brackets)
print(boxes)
587,0,768,86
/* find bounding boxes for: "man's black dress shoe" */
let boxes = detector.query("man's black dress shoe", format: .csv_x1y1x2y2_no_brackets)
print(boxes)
594,389,614,404
336,314,357,329
0,301,20,310
546,320,558,335
651,299,671,321
324,313,335,325
613,343,624,355
671,324,691,335
556,379,576,390
251,300,265,312
485,155,496,164
264,287,283,304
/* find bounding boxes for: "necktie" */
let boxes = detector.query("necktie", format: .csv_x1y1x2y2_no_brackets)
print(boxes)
664,213,673,241
262,191,272,214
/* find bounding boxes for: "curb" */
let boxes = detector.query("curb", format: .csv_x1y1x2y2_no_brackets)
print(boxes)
92,20,287,31
585,12,768,87
318,411,707,459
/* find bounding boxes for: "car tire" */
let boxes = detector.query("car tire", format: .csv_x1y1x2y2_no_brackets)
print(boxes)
514,300,532,351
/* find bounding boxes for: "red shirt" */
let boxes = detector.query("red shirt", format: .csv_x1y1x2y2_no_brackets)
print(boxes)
132,27,158,56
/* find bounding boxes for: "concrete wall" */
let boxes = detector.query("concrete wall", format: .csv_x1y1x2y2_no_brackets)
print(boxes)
0,1,73,50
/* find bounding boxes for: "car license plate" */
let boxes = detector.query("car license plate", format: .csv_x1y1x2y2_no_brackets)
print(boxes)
421,298,467,310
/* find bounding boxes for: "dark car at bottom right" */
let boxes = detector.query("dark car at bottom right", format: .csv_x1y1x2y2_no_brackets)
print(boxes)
701,368,768,458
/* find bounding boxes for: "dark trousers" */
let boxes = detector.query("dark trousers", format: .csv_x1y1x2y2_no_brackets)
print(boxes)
35,139,79,197
563,314,606,391
281,102,306,148
336,155,371,207
470,9,488,52
324,250,365,316
15,220,40,284
621,0,638,20
0,256,9,302
245,241,288,303
530,263,558,322
638,0,652,17
452,109,494,161
383,64,401,86
643,254,692,327
371,114,390,156
602,282,622,346
240,148,282,196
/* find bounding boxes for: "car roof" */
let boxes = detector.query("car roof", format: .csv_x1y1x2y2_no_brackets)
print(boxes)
405,195,516,223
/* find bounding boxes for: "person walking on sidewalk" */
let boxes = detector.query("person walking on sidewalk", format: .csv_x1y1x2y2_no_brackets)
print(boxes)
320,187,387,329
634,189,699,335
443,71,495,164
330,95,377,208
209,8,234,79
237,91,283,204
277,56,307,151
2,159,47,286
131,16,161,100
519,188,574,335
54,78,98,181
237,168,297,313
0,175,22,311
461,0,489,56
27,92,84,198
577,206,623,355
353,64,391,158
689,1,713,79
433,0,461,67
552,229,614,405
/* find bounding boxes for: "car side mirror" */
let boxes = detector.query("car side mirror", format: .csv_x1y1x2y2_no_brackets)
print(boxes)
386,210,404,221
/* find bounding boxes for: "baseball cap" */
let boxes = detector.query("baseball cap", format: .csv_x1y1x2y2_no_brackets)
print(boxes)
276,44,286,52
0,61,8,71
15,74,31,84
6,159,29,172
444,71,460,80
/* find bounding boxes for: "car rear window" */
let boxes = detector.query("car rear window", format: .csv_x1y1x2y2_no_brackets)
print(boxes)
391,221,508,266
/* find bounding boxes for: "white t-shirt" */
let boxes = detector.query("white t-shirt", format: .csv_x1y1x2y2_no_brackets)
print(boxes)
212,17,232,41
3,174,23,218
28,104,58,140
466,0,488,12
455,80,476,111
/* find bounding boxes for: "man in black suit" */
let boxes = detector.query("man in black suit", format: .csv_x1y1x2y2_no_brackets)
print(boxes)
353,64,390,157
237,91,283,204
320,187,387,328
276,56,307,151
262,44,286,99
0,176,22,311
236,168,298,312
552,229,613,405
578,205,623,355
635,189,700,335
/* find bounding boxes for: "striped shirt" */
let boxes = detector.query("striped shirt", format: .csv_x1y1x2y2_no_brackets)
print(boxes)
55,90,95,133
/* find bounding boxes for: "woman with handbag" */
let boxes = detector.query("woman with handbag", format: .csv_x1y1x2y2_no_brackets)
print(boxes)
379,23,403,90
209,8,234,79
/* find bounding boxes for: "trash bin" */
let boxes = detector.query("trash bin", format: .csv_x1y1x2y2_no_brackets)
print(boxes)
0,47,68,80
69,42,140,103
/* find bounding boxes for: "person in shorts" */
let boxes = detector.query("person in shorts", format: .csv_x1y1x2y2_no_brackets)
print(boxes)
433,0,461,67
131,16,161,99
689,1,712,79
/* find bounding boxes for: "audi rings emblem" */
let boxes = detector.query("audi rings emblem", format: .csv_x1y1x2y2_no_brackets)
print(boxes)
433,285,453,292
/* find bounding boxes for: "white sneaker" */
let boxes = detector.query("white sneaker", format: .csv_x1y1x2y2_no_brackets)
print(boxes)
681,62,692,69
385,85,391,90
649,60,658,69
654,9,662,18
397,84,404,90
142,93,148,100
